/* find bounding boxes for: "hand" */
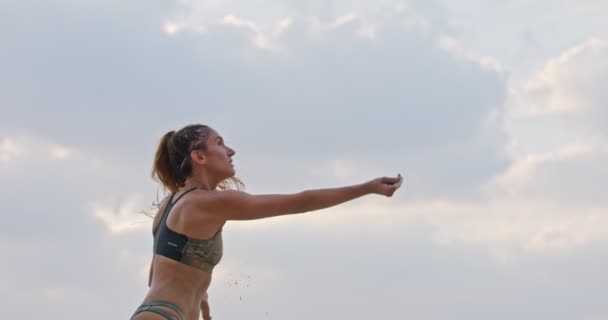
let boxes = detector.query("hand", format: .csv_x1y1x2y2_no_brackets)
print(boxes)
366,174,403,197
201,293,211,320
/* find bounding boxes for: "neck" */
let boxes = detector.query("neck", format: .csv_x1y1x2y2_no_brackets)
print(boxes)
184,175,217,191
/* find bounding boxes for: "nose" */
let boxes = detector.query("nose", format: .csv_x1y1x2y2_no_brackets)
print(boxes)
228,147,236,156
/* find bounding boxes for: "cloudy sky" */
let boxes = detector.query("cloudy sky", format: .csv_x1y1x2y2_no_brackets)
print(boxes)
1,0,607,319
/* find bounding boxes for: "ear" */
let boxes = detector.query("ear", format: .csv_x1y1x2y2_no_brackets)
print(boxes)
190,149,206,165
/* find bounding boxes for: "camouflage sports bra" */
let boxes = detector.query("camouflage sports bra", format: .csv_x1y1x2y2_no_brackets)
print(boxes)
153,187,223,272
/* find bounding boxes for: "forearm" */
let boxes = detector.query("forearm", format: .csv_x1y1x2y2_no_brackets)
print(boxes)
204,179,390,221
296,183,371,213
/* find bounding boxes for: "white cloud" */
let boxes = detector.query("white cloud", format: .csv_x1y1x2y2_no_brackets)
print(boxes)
499,38,608,208
512,38,608,118
163,20,189,35
436,34,504,73
356,22,376,40
486,142,596,193
272,17,293,37
226,177,608,259
219,14,258,31
92,193,150,234
0,136,24,163
164,0,431,48
0,134,76,163
389,197,608,257
49,144,74,160
205,15,293,51
304,13,382,41
254,17,292,50
332,13,357,27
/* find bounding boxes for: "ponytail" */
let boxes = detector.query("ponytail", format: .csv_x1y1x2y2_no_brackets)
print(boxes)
152,130,183,193
152,124,246,194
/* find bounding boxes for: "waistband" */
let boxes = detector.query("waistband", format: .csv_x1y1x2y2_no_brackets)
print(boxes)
131,300,185,320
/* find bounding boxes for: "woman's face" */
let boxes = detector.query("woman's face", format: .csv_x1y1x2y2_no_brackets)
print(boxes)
198,129,236,180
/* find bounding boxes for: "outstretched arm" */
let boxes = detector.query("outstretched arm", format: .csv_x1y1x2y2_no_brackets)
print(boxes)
199,175,403,221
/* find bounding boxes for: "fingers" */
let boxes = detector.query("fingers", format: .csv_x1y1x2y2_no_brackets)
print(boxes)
386,185,398,197
394,174,403,189
380,175,400,184
380,174,403,186
368,173,404,197
380,174,403,197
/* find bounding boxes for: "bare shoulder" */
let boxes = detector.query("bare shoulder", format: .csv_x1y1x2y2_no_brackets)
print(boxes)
195,189,248,204
166,189,243,237
190,189,249,213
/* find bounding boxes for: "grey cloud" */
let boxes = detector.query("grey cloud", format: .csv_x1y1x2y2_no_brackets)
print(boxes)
437,1,608,72
0,144,157,242
2,0,507,196
0,1,507,318
1,2,606,320
0,151,155,318
210,224,608,320
0,233,151,319
196,22,508,196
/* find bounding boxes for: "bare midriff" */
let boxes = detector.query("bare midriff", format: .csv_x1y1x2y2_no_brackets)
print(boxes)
134,256,213,320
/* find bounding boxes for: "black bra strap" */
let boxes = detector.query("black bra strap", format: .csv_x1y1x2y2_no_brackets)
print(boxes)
170,187,201,206
154,187,200,237
160,187,201,226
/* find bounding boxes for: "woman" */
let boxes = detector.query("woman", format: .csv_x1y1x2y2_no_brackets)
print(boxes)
131,124,403,320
